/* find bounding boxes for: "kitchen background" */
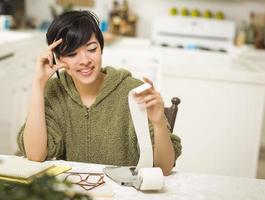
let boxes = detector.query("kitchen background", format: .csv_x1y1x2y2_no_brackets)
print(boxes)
0,0,265,179
24,0,265,38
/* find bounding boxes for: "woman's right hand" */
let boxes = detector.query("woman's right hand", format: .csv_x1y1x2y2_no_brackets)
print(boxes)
35,38,67,86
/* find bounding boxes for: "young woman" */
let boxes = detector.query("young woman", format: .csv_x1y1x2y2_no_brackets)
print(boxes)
17,10,181,175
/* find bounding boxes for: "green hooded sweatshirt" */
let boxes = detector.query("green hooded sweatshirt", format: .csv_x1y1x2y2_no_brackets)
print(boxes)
17,67,181,166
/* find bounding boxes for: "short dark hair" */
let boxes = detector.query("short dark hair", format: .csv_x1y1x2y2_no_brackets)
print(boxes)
46,10,104,56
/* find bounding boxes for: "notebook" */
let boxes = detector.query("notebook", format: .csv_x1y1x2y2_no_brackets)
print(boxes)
0,156,71,184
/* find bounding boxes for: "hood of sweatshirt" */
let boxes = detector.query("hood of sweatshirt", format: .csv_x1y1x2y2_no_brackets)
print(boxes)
59,66,132,107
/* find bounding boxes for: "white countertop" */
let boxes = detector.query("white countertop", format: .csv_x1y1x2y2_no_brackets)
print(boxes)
105,37,265,85
106,36,152,50
159,47,265,85
0,30,33,45
44,159,265,200
3,154,263,200
237,46,265,72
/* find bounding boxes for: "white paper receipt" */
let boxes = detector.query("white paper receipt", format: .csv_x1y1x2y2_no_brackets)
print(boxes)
128,83,153,171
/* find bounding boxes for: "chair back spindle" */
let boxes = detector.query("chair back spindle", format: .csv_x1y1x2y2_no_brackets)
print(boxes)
164,97,181,132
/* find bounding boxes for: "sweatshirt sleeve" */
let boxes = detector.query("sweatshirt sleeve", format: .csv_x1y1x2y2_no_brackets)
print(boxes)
17,98,65,160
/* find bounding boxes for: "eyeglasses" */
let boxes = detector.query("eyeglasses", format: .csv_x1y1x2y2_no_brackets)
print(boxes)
63,172,105,191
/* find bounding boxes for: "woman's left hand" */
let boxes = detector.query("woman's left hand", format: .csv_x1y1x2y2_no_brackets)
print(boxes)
135,77,166,126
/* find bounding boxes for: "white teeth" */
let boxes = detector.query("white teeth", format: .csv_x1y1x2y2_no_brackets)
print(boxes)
80,68,93,73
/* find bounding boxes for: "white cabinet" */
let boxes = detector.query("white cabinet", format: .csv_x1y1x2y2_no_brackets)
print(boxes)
160,48,265,178
0,58,34,154
0,33,45,154
9,74,33,153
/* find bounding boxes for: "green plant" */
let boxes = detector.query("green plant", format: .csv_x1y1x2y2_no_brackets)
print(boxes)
0,174,92,200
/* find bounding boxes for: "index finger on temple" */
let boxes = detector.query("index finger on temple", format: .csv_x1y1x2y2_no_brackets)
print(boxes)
48,38,63,50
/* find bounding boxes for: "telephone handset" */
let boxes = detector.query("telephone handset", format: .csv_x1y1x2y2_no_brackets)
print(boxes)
52,52,60,79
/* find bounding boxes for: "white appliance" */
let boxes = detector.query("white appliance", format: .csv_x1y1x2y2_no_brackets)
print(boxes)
151,16,236,53
152,16,265,178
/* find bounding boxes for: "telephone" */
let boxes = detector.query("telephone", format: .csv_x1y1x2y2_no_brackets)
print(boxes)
52,52,60,79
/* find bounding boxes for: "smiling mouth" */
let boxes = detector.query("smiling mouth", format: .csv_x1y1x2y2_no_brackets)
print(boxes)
78,67,95,75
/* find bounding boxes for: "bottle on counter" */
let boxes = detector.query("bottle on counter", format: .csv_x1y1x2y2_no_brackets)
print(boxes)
246,12,256,45
255,27,265,49
263,26,265,48
120,0,129,21
0,15,13,30
108,0,137,37
99,4,109,32
235,21,247,47
109,1,121,34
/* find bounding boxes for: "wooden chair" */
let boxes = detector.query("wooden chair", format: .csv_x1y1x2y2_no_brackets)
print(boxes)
164,97,181,132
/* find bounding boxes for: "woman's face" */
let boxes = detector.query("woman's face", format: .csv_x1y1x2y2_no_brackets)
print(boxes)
59,34,102,86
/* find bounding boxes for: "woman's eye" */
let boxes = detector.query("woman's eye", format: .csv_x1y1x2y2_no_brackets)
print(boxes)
88,48,97,52
66,52,76,57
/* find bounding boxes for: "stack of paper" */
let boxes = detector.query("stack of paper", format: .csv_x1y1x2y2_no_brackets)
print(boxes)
0,156,71,184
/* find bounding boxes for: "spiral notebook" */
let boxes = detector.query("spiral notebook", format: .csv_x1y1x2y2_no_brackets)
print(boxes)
0,156,71,184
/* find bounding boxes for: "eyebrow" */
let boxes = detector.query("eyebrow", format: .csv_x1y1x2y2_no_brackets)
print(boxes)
86,41,97,46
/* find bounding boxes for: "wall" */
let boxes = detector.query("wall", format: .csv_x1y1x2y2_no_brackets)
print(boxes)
25,0,265,38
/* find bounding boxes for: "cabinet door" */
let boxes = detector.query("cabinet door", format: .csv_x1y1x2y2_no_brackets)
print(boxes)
0,35,42,154
0,72,13,154
9,75,32,153
160,72,265,178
